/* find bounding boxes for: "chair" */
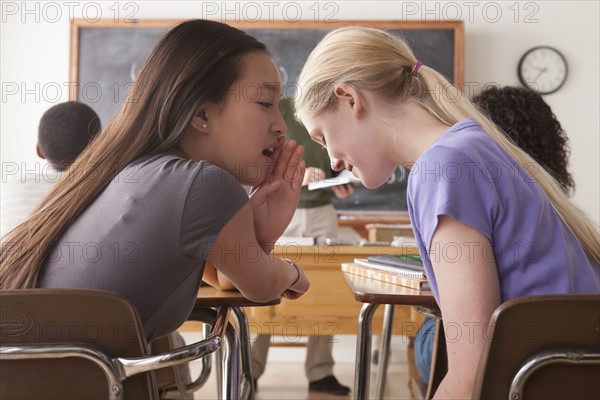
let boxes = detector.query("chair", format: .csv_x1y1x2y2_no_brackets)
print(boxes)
0,288,229,400
472,294,600,399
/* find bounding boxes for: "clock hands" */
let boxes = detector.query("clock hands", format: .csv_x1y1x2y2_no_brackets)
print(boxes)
527,60,544,72
532,67,548,82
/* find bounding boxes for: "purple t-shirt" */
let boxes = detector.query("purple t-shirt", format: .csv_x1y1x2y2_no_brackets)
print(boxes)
407,118,599,305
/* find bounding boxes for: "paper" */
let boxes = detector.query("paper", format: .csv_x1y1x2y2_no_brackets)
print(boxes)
275,236,315,246
307,169,361,191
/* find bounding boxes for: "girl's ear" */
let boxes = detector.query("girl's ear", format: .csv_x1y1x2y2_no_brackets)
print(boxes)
36,143,46,159
334,83,364,118
190,107,210,134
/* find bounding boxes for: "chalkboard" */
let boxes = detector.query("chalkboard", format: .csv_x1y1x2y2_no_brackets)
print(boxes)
71,19,463,212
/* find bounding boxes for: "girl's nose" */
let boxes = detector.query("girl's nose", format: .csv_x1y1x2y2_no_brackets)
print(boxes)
330,158,345,172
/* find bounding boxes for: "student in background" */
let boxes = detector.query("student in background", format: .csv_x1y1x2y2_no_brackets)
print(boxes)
1,101,101,237
294,26,599,398
0,20,309,345
250,96,352,396
473,85,575,194
414,84,580,385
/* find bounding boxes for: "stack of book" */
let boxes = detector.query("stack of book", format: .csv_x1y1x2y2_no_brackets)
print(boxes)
341,254,429,290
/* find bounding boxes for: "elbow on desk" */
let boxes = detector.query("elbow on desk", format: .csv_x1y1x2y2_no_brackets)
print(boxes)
237,275,286,303
239,288,280,304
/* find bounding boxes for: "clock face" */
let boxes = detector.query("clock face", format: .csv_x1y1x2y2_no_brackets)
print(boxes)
518,46,568,94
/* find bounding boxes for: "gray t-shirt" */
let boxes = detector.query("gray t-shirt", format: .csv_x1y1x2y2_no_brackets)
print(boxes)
39,152,248,341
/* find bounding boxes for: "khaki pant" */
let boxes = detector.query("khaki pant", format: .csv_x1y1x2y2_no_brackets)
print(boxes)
251,204,338,381
251,333,335,381
151,331,193,399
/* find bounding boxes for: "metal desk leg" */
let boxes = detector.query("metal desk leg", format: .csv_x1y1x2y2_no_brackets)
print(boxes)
231,306,254,400
355,303,380,399
215,348,223,400
375,304,394,399
220,321,241,400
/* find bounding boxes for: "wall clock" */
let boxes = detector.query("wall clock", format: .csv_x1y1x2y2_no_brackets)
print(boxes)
518,46,568,94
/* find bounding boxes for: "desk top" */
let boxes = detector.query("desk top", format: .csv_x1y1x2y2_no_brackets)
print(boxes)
196,286,281,308
343,271,437,307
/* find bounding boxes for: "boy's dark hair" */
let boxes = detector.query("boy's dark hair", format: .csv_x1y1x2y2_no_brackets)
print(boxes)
38,101,102,171
473,86,575,194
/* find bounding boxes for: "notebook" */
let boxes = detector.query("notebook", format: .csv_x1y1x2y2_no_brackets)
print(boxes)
342,263,429,291
367,254,424,272
353,258,425,280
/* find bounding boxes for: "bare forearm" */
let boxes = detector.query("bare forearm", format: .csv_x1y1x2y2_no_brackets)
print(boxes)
432,371,473,400
202,261,236,290
207,202,309,302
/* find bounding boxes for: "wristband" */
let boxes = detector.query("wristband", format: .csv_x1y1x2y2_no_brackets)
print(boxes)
284,258,301,287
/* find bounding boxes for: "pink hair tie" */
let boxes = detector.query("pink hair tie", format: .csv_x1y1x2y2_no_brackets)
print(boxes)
412,61,423,77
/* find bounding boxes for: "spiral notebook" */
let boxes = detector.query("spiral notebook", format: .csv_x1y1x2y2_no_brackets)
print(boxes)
367,254,424,272
353,258,425,279
342,263,429,291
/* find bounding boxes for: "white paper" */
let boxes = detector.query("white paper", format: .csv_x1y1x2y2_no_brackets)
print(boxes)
307,169,361,190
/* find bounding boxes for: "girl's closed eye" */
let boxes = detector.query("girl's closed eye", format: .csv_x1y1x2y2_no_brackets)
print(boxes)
316,135,327,147
259,102,274,109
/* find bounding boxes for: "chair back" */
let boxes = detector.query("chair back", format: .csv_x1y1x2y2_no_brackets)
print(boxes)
473,294,600,399
0,288,157,399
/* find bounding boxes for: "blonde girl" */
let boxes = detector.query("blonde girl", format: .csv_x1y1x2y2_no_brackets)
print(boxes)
295,26,599,398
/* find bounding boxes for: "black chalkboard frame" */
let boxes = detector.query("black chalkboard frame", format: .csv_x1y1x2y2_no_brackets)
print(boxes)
69,19,464,214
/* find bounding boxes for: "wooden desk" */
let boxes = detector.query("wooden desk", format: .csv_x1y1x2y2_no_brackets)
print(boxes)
343,271,437,400
344,271,436,307
338,211,411,239
245,245,425,337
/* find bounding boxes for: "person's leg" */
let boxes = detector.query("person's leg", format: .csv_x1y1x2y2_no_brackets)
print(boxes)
302,205,349,395
414,317,436,383
304,204,339,242
306,338,350,395
151,331,193,399
305,337,334,381
281,208,307,238
250,334,271,380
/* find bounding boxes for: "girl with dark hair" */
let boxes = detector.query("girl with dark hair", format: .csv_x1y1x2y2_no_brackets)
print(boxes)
0,19,309,342
473,85,575,195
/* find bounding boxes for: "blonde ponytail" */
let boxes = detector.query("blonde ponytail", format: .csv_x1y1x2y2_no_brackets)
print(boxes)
296,26,599,265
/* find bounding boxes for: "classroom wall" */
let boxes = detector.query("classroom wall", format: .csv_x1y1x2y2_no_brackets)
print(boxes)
2,1,598,225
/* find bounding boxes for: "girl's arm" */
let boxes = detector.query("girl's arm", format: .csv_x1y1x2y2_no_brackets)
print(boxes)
206,201,309,302
202,261,236,291
430,215,501,399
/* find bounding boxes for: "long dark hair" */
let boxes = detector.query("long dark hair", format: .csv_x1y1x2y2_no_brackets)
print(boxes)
0,20,267,289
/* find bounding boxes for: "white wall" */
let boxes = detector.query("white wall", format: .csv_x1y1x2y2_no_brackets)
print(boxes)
2,1,598,224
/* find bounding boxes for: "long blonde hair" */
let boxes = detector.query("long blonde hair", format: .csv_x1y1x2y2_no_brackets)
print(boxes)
0,20,268,289
295,26,599,265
